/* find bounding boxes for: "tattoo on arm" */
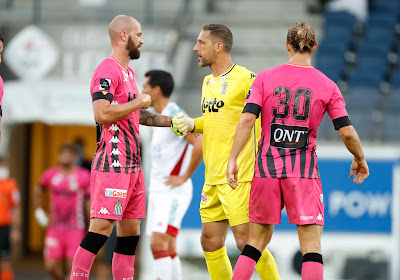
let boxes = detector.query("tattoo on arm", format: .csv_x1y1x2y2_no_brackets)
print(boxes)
139,109,172,127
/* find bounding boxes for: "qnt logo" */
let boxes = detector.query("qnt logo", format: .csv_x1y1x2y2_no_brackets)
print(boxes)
202,97,224,113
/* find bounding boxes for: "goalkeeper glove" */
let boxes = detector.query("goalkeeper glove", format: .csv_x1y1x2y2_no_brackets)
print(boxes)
35,208,49,228
171,112,194,136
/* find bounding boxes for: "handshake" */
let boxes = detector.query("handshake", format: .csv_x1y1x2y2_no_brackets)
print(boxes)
171,113,194,136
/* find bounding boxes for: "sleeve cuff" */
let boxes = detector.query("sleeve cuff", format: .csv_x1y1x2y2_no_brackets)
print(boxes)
243,103,261,118
93,91,113,103
333,116,352,130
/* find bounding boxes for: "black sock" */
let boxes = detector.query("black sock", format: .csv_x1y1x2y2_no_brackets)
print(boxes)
115,235,140,255
303,252,323,264
80,231,108,255
241,244,262,263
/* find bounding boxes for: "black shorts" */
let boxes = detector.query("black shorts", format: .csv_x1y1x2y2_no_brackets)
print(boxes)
0,225,10,258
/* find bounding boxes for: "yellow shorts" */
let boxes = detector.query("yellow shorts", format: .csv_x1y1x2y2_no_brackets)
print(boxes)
199,182,251,227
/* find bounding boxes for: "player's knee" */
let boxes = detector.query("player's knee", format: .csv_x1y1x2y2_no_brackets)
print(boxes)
200,232,224,251
150,236,168,253
235,238,247,251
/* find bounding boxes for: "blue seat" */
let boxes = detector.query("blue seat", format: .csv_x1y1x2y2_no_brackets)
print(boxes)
382,95,400,112
317,55,346,82
318,41,349,56
364,26,396,46
356,42,391,57
325,11,357,27
390,68,400,90
348,72,382,91
323,25,354,45
345,92,380,111
353,53,388,79
382,114,400,141
348,111,375,140
367,12,398,28
370,0,400,15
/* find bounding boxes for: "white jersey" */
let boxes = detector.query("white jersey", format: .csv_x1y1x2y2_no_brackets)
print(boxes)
149,102,193,194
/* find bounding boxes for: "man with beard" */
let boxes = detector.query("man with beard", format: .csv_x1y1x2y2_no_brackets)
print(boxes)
33,143,90,280
174,24,280,280
70,15,176,280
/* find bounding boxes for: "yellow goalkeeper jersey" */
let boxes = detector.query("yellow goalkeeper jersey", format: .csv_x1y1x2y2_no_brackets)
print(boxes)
194,64,260,185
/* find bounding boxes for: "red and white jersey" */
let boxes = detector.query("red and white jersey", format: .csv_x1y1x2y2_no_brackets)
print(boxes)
40,167,90,229
149,102,193,194
90,57,142,173
244,63,350,179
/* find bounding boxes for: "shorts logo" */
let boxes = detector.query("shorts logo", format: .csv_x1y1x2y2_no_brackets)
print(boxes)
114,200,123,215
105,188,127,198
72,272,89,278
201,193,208,203
99,78,111,90
320,194,323,202
98,207,110,215
316,214,323,221
270,123,309,149
300,216,314,221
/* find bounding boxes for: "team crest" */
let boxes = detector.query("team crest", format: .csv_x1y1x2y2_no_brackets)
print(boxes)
201,193,208,203
114,200,123,215
220,81,228,95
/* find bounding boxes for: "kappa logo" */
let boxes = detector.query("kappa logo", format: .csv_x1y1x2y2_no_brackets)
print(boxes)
316,214,323,221
98,207,110,215
110,148,122,156
111,100,119,105
99,78,111,90
109,124,120,132
105,188,127,198
201,193,208,203
122,70,129,82
109,136,121,144
114,200,123,215
110,160,122,168
201,97,225,113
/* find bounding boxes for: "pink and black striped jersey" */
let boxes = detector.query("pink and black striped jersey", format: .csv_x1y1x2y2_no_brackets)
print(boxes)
90,57,141,173
244,63,351,179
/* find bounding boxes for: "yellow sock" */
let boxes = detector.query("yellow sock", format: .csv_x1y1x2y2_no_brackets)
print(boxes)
255,248,280,280
204,246,232,280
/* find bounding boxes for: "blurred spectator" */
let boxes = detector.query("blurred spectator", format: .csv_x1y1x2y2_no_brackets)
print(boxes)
327,0,368,22
74,138,92,171
0,157,20,280
308,0,332,14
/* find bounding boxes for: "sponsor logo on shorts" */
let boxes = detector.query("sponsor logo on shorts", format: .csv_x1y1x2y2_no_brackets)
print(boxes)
114,200,123,215
105,188,127,198
99,78,111,90
72,272,89,278
300,215,314,221
320,194,323,202
201,193,208,203
316,214,323,221
98,207,110,215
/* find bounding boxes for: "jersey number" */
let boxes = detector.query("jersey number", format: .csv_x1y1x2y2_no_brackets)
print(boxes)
273,87,311,121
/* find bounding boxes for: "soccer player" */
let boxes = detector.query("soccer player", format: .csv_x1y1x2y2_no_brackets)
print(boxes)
0,33,5,142
227,22,369,280
0,158,21,280
70,15,176,280
33,143,90,280
173,24,280,280
142,70,203,280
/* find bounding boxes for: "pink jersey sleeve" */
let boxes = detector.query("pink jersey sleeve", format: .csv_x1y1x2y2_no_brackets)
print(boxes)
243,72,264,117
326,84,348,120
91,61,121,103
39,169,53,189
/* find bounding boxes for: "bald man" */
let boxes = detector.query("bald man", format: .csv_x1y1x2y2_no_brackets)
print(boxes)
70,15,176,280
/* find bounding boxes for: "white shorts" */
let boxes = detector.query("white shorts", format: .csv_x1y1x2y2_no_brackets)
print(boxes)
146,182,192,237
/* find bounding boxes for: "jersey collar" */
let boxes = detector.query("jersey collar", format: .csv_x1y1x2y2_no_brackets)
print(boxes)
286,63,314,68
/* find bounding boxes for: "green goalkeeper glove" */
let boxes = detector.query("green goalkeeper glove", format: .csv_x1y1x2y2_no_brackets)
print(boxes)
171,112,194,136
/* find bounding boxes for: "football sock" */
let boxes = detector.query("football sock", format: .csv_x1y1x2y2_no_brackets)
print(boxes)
301,253,323,280
112,236,139,280
1,269,14,280
232,244,261,280
153,250,172,280
203,246,232,280
70,232,108,279
255,248,281,279
171,253,182,280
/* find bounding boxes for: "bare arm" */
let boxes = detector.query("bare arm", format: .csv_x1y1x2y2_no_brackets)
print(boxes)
93,94,151,125
165,134,203,188
339,125,369,184
227,113,257,189
139,109,173,127
32,185,44,209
